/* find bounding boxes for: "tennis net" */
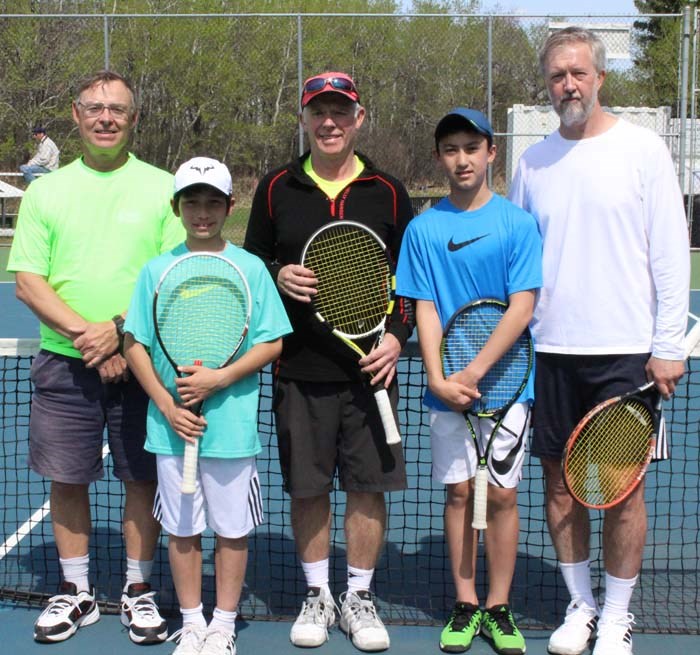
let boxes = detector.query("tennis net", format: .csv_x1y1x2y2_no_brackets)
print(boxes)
0,338,698,633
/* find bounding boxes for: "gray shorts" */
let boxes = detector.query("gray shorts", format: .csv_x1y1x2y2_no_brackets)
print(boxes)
273,378,407,497
28,350,155,484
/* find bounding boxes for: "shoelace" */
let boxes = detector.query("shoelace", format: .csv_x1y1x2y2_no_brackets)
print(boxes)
343,593,381,630
598,613,635,635
42,593,83,616
450,605,478,632
122,591,159,619
200,629,235,655
167,625,205,646
488,607,516,635
299,593,337,624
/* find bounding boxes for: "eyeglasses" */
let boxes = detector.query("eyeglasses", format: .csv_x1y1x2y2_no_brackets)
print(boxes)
76,101,132,120
302,75,357,96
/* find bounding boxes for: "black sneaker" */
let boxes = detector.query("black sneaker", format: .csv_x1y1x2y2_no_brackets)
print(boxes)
33,581,100,642
120,582,168,644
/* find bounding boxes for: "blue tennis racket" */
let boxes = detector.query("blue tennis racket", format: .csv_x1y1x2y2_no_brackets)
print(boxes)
441,299,533,529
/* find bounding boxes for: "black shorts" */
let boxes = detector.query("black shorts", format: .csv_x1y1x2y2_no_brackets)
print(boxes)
532,352,653,460
273,378,407,497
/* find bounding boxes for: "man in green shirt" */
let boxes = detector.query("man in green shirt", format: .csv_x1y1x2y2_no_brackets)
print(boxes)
8,70,184,646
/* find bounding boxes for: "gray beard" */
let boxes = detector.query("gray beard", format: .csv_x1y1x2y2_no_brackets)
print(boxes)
557,91,597,128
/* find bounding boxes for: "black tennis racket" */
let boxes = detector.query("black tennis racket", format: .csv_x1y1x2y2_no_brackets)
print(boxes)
153,252,251,494
441,299,534,529
301,220,401,445
562,320,700,509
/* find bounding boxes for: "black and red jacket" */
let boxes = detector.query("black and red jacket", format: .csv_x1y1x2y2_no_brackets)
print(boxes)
244,151,415,382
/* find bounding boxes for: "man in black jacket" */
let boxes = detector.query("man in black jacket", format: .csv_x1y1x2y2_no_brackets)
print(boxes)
244,71,413,652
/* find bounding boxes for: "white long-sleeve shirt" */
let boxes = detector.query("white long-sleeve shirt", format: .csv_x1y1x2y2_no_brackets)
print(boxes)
509,118,689,360
28,135,60,170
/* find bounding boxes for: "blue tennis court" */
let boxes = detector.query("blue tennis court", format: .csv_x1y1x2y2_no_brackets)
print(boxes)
1,265,699,653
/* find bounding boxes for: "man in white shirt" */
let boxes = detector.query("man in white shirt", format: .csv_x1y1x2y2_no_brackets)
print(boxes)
509,26,689,655
20,126,60,184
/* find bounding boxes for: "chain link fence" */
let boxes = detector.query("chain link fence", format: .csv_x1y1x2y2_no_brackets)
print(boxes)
0,7,692,213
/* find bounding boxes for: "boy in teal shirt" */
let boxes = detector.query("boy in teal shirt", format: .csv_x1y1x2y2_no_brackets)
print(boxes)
124,157,291,655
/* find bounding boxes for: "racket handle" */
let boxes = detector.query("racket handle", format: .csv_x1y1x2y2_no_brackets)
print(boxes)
181,440,199,494
374,387,401,445
472,466,488,530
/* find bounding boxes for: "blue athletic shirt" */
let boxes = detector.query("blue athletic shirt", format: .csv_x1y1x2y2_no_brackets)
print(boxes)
124,242,292,459
396,193,542,411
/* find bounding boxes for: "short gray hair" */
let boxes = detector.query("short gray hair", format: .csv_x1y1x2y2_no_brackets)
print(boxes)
539,26,606,76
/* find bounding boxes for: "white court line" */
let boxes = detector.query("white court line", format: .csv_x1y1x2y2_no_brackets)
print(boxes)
0,444,111,560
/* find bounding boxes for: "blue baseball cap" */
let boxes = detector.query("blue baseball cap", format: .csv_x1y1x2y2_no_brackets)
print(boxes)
434,107,494,146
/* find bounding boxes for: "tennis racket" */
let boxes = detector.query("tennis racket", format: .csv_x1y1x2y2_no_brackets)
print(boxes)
441,299,534,529
562,320,700,510
301,220,401,445
153,252,251,494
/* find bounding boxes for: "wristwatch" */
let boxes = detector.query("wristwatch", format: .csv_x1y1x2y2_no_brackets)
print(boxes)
112,314,125,353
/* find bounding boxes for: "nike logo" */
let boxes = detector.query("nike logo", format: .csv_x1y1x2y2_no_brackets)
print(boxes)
447,234,488,251
491,419,526,476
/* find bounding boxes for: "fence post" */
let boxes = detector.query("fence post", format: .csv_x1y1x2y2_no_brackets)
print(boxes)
487,15,493,188
103,15,111,70
679,5,691,196
297,14,304,157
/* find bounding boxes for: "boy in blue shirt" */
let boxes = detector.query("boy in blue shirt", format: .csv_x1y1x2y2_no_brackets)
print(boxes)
396,110,542,655
124,157,292,655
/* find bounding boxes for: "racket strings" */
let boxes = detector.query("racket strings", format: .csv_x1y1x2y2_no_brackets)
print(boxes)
566,399,653,506
304,227,391,337
442,304,531,414
156,257,250,369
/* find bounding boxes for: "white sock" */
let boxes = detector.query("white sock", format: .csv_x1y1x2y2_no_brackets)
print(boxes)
124,557,154,591
347,564,374,594
209,607,237,636
59,554,90,593
181,603,207,629
600,573,637,623
560,560,596,609
301,558,330,594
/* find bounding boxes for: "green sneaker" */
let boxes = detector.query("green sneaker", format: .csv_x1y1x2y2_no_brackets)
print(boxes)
481,605,526,655
439,602,482,652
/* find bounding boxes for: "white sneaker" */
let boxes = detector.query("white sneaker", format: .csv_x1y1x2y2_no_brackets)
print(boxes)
339,590,390,652
548,599,599,655
168,624,208,655
592,613,634,655
120,582,168,643
33,582,100,643
290,587,337,647
200,628,236,655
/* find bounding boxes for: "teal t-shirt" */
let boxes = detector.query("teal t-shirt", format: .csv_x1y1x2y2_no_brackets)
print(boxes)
7,154,185,358
124,242,292,459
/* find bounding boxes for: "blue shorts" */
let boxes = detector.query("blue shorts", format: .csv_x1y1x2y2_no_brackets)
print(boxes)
28,350,155,484
531,352,655,460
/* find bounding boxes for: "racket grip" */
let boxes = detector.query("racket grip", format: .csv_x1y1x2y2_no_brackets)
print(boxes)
181,440,199,494
472,466,488,530
374,387,401,445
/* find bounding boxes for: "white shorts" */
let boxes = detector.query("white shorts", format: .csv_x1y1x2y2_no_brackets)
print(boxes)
429,402,531,488
153,455,264,538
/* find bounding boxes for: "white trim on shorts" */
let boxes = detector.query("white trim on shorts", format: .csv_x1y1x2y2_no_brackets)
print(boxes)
429,402,531,487
153,455,263,538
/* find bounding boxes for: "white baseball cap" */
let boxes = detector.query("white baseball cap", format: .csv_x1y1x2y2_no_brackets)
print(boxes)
173,156,232,197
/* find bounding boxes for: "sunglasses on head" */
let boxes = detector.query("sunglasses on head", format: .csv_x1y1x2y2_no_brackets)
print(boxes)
303,75,357,95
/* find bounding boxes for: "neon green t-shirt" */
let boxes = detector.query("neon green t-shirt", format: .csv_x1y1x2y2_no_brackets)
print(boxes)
8,154,185,358
303,154,364,199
